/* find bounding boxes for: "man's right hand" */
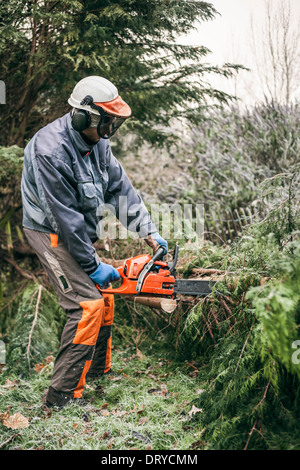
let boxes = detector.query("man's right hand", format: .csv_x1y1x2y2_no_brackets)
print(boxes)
89,262,121,288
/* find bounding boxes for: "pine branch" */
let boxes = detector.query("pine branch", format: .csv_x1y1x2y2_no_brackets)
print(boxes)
235,323,255,373
244,419,258,450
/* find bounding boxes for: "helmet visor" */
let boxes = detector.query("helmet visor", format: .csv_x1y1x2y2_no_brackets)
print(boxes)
97,114,126,139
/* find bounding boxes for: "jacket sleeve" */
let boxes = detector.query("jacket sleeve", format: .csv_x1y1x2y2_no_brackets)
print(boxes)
104,146,157,238
33,153,99,274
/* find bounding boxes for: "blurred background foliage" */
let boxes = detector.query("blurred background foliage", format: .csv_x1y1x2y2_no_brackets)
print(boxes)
0,0,242,147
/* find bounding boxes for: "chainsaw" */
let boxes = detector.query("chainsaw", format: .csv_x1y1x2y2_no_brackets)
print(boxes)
98,245,216,298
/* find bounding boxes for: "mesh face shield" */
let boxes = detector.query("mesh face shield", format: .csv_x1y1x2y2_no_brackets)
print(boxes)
77,95,128,139
99,114,126,139
89,110,126,139
89,112,101,128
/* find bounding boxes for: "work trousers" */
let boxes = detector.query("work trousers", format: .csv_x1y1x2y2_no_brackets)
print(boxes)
23,227,114,406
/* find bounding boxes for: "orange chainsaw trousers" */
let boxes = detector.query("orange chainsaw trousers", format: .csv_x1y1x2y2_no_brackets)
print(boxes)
23,227,114,407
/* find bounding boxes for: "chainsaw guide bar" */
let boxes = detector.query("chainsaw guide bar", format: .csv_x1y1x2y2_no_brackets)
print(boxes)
173,279,215,296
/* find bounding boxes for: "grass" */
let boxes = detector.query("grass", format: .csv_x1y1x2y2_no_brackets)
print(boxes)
0,340,206,450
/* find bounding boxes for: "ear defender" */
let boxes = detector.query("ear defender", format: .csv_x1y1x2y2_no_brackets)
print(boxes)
71,95,95,132
71,109,91,132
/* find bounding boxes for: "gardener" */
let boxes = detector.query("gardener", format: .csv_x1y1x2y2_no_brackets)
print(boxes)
21,75,168,408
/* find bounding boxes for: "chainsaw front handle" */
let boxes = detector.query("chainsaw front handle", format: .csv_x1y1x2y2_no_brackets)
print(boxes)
152,245,165,261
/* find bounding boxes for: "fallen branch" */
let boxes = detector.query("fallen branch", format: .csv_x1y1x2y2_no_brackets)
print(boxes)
244,419,257,450
200,311,215,342
219,297,233,317
235,323,255,372
223,295,238,306
191,268,224,275
209,307,219,326
3,256,37,281
0,433,21,449
243,377,272,449
254,379,271,411
128,295,177,314
26,285,43,371
204,320,215,342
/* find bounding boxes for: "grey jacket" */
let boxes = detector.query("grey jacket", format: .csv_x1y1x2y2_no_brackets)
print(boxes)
21,112,156,274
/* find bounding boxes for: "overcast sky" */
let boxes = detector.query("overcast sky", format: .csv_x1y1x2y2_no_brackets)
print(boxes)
178,0,300,106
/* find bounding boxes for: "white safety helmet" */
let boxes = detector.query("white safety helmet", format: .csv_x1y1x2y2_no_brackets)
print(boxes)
68,76,131,118
68,76,131,139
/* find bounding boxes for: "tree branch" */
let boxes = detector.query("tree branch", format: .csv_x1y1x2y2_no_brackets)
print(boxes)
26,284,43,371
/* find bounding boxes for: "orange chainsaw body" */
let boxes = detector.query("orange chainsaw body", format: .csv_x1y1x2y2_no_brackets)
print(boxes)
99,253,176,297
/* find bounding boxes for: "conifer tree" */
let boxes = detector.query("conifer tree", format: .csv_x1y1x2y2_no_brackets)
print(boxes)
0,0,241,146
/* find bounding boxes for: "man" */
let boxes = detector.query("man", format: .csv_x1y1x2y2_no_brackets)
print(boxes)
21,76,167,408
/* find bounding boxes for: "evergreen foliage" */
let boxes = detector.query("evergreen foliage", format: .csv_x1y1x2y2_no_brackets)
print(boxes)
6,283,65,375
0,0,242,147
0,145,23,220
176,165,300,449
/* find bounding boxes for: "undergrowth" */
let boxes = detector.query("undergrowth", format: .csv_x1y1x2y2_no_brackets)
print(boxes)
0,334,208,450
175,168,300,450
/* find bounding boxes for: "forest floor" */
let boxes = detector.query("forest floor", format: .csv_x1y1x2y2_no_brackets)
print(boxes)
0,326,207,451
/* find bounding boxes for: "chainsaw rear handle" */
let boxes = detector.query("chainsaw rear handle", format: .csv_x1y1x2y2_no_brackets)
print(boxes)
96,265,130,294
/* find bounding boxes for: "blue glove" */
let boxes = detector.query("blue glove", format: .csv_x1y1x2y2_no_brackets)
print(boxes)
152,232,168,255
89,262,121,288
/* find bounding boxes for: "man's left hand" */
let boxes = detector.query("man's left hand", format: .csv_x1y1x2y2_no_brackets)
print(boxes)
144,232,168,256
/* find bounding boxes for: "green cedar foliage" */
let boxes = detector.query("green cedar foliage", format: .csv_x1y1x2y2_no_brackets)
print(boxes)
0,145,23,220
176,167,300,449
0,0,242,146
